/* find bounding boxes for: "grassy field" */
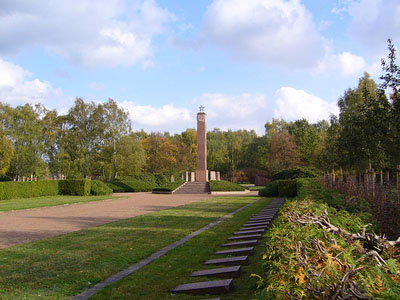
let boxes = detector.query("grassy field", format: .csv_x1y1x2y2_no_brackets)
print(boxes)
92,197,271,300
0,195,120,211
0,195,269,300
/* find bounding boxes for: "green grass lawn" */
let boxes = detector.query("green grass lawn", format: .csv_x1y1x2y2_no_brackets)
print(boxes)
0,195,120,211
92,197,271,300
0,195,268,300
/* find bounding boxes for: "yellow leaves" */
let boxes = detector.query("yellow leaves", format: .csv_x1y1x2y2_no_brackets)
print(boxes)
295,267,306,285
373,276,386,294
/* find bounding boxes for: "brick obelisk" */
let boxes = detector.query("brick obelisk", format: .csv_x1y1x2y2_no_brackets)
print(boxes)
196,107,208,182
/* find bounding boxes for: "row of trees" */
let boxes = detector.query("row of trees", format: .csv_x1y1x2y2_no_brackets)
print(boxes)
0,40,399,181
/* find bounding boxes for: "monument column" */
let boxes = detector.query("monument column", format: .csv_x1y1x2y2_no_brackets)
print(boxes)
196,107,208,182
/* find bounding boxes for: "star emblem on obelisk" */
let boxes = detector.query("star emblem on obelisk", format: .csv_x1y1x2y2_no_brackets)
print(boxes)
199,105,205,112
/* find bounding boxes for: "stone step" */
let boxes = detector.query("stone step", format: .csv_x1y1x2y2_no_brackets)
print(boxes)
243,222,270,227
191,266,241,278
216,247,254,256
227,234,262,241
174,182,210,194
234,229,265,235
204,256,248,266
240,225,269,231
222,240,258,247
250,217,273,221
172,279,234,295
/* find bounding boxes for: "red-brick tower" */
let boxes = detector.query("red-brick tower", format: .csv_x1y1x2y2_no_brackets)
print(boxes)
196,107,208,182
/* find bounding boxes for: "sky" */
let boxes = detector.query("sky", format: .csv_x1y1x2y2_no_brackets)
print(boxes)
0,0,399,135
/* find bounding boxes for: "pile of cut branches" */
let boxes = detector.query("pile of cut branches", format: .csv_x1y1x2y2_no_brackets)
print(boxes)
255,199,400,300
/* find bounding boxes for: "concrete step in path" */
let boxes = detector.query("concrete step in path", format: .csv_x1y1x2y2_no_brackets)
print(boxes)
227,234,262,241
240,225,269,231
191,266,241,278
243,222,270,227
234,229,265,235
216,247,254,256
204,256,249,266
172,279,234,295
222,240,258,247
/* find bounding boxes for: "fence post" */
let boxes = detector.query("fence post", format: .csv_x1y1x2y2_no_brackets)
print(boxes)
397,165,400,202
332,169,336,187
339,168,343,182
380,170,383,186
372,169,376,199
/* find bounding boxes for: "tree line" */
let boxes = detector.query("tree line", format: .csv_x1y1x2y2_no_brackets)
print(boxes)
0,40,399,181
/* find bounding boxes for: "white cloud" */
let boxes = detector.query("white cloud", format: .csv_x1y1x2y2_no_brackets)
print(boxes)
119,101,192,132
274,87,339,122
0,0,173,68
316,51,377,76
0,58,67,107
193,93,270,134
348,0,400,49
200,0,328,68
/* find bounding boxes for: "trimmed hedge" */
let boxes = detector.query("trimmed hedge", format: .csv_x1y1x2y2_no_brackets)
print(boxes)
0,180,59,200
58,180,91,196
258,181,279,197
106,180,155,193
152,180,186,192
272,167,318,181
91,180,113,195
259,179,298,198
209,180,246,192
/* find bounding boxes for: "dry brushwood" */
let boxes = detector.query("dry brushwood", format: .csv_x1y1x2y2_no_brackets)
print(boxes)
287,209,400,299
288,210,400,252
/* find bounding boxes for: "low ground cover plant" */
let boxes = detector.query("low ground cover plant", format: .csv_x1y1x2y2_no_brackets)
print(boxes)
255,181,400,299
271,167,318,181
209,180,246,191
106,179,156,192
259,179,298,198
152,180,185,192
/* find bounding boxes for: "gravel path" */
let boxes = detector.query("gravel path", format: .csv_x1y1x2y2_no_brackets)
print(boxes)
0,192,214,249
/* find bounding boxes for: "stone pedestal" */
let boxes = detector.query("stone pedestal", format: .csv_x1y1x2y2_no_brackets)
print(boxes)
216,172,220,181
190,172,196,182
210,171,216,181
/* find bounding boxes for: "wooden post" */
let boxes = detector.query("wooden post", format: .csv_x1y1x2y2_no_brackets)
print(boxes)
372,169,376,199
380,170,383,186
332,169,336,187
397,165,400,202
386,171,390,185
339,168,343,182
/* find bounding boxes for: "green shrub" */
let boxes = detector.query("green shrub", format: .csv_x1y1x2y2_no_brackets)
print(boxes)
90,180,113,195
0,180,59,200
209,180,246,192
152,180,185,192
259,181,279,197
58,180,91,196
106,180,155,192
259,180,298,198
272,167,318,181
278,179,297,197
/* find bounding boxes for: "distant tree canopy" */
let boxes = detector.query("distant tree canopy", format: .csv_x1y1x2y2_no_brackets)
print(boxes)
0,40,399,181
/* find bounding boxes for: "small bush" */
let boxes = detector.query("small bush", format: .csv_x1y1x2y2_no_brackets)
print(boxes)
152,180,185,192
278,179,297,197
209,180,246,192
91,180,112,195
259,181,279,197
58,179,91,196
106,180,155,193
0,180,59,200
272,167,318,181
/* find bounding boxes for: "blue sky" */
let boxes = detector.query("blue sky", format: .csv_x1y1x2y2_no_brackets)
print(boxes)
0,0,399,134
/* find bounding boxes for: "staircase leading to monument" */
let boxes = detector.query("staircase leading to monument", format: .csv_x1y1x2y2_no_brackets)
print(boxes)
174,182,210,194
